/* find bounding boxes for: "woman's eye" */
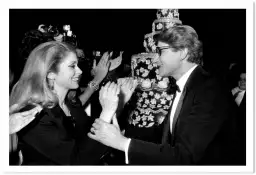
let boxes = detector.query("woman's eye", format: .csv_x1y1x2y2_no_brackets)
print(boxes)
69,65,75,68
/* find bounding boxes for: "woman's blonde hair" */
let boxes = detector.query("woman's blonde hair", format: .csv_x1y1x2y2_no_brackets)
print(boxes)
10,41,76,114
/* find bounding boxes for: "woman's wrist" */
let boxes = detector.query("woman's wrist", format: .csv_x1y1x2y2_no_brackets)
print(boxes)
99,110,116,123
93,77,103,85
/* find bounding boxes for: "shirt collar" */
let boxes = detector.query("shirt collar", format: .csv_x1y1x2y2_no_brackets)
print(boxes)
176,65,198,93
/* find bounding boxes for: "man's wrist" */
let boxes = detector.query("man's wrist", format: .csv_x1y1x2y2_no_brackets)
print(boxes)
120,136,131,152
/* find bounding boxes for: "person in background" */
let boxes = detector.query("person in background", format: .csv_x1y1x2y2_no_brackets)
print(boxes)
88,25,242,165
9,41,119,165
231,64,246,164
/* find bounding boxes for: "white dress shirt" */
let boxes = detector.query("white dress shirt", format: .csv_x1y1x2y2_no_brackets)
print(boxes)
231,87,245,106
169,65,198,132
124,65,198,164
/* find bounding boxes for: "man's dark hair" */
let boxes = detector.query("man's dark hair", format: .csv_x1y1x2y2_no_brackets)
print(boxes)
154,25,203,65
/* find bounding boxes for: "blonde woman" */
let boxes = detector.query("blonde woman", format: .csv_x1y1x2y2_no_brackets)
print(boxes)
10,41,119,165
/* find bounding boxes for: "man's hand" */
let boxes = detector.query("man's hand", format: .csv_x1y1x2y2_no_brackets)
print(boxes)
88,118,129,151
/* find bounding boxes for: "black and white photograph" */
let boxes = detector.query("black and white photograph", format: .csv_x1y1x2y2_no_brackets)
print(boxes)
3,0,255,174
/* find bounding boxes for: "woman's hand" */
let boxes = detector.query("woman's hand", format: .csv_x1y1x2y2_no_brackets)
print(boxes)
91,51,112,83
99,82,120,123
118,77,138,105
9,104,42,134
109,51,123,71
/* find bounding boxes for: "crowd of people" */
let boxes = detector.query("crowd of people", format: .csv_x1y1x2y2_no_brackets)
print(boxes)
9,9,246,166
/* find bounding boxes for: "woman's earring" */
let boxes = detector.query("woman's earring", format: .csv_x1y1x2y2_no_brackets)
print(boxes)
48,79,54,90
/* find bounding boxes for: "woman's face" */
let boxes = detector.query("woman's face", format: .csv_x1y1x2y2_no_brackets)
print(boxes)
53,52,82,91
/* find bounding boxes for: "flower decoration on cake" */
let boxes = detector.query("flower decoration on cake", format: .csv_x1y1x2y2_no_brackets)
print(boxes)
144,9,182,53
128,9,182,128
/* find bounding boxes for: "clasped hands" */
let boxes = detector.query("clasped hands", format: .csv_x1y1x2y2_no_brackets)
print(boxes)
88,78,137,151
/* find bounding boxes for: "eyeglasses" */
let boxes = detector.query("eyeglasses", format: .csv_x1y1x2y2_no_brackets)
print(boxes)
156,46,172,55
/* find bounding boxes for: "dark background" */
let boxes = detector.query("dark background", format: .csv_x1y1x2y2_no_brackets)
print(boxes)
9,9,246,80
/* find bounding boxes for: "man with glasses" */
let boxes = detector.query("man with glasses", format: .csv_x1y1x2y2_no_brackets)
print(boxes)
89,25,242,165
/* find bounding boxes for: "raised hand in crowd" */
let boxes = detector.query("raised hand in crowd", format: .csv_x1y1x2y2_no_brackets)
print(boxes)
99,82,120,123
9,104,42,135
91,51,112,82
117,77,138,106
109,51,124,71
79,52,112,106
9,104,42,153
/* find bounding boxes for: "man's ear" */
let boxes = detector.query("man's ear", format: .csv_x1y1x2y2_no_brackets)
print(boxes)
180,48,188,61
47,72,56,80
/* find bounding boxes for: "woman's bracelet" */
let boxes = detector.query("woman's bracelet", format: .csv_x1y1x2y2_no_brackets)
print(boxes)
88,80,99,91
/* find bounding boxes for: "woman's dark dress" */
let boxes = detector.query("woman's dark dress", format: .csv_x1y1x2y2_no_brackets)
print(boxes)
18,98,108,165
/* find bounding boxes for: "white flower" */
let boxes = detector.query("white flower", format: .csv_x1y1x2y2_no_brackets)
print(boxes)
141,115,147,120
141,79,151,88
149,91,154,96
154,93,161,99
148,64,153,70
142,92,148,98
151,45,156,52
166,95,172,101
158,80,168,88
136,69,140,75
160,99,166,104
142,70,149,77
161,9,168,15
156,23,163,30
145,110,150,115
166,22,174,29
145,99,150,104
151,99,156,105
146,60,150,65
156,75,161,80
163,77,169,82
140,67,144,72
147,114,154,121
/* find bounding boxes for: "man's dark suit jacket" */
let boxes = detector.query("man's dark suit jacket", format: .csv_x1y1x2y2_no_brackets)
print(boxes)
127,66,242,165
18,98,108,165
